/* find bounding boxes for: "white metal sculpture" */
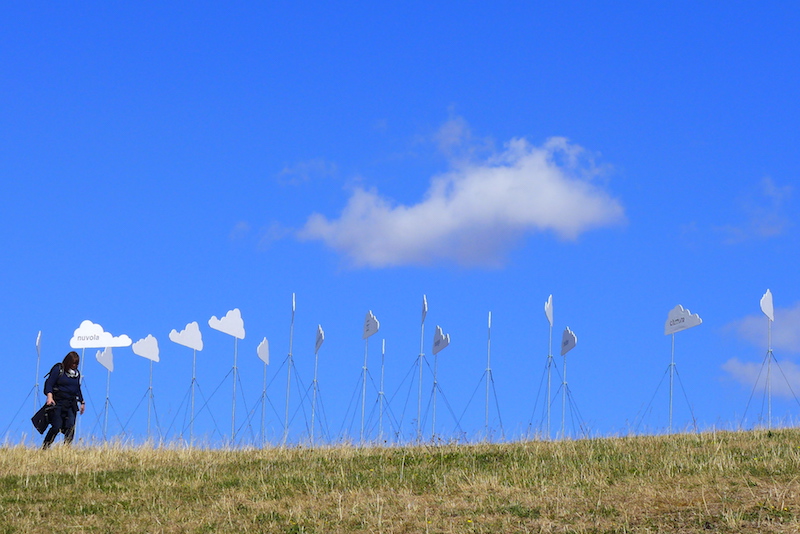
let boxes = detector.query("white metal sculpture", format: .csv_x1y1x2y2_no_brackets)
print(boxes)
418,294,428,442
544,295,554,439
257,337,269,445
209,309,246,443
663,305,702,432
168,321,203,445
761,289,775,429
560,326,577,438
95,347,114,438
311,325,324,446
431,325,450,438
361,311,380,443
70,320,133,349
132,335,160,440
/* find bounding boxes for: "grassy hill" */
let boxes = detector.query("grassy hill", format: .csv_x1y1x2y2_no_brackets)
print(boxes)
1,429,799,533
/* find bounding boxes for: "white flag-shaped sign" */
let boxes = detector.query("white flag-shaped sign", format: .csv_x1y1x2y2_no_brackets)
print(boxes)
257,337,269,365
96,347,114,372
421,295,428,325
560,327,577,356
664,305,702,335
544,295,553,327
36,331,41,358
363,311,380,339
760,289,774,322
433,325,450,355
315,325,325,353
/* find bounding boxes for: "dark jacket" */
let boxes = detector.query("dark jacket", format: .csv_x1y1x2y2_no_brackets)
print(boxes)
44,363,84,404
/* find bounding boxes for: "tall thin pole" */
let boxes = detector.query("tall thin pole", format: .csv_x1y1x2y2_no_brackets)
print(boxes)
669,333,675,433
432,353,438,440
379,339,386,444
361,339,369,444
485,312,492,440
283,293,295,446
104,369,111,440
311,347,320,446
561,353,567,439
767,316,773,430
418,295,427,443
547,323,553,439
261,361,267,446
34,332,41,415
190,349,196,447
231,337,238,443
147,360,154,441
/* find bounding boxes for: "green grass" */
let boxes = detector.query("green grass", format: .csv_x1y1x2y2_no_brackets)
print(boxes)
1,429,800,532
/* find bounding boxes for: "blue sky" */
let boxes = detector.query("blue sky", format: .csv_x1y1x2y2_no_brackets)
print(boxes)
3,2,800,446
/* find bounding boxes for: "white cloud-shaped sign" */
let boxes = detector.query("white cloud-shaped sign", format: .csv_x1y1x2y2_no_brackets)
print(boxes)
209,308,245,339
433,325,451,355
70,320,132,349
561,326,577,356
363,311,380,339
96,347,114,372
132,334,160,362
257,337,269,365
664,305,703,335
315,325,325,353
421,295,428,325
544,294,553,327
760,289,774,322
169,322,203,351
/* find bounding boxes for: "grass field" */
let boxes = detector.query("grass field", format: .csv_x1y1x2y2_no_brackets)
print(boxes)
1,429,799,533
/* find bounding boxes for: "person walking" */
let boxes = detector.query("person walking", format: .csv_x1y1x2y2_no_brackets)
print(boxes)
42,351,85,449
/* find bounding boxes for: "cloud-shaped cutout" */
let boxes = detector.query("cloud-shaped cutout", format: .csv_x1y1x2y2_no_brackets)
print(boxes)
544,294,553,327
760,289,774,322
132,335,160,362
209,308,245,339
664,305,702,335
363,311,380,340
169,322,204,351
722,357,800,399
298,136,625,268
257,337,269,365
70,320,132,349
433,325,451,355
315,325,325,353
95,347,114,373
724,302,800,354
561,326,577,356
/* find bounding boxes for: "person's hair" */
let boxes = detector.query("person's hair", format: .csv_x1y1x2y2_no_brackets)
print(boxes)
62,351,80,368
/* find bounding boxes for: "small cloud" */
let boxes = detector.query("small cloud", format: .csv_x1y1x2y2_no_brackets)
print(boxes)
209,309,245,340
298,134,625,268
132,335,160,362
70,320,132,349
718,177,792,244
257,221,293,250
230,221,251,241
169,322,204,351
257,337,269,365
561,326,577,356
433,325,451,355
724,302,800,354
95,347,114,373
664,305,702,335
722,357,800,399
363,311,380,340
278,159,338,186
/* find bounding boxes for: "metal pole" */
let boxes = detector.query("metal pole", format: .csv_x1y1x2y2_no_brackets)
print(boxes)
485,312,491,440
432,353,438,441
379,339,385,444
418,322,425,442
311,348,319,446
148,360,153,441
547,323,552,439
104,369,111,440
261,362,267,446
361,339,368,444
283,295,295,447
669,333,675,433
767,316,772,430
231,337,238,443
191,349,196,447
561,354,567,439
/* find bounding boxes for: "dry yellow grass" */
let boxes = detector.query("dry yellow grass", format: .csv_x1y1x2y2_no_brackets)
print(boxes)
1,429,799,533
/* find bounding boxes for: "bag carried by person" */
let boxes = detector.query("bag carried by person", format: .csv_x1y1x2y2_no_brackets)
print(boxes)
31,404,54,434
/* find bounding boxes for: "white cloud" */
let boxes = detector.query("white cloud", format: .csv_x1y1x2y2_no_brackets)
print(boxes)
725,302,800,354
133,334,160,362
664,305,702,335
95,347,114,373
278,158,338,185
298,136,625,267
433,325,451,355
257,337,269,365
363,311,379,340
70,320,132,349
209,308,245,340
722,357,800,399
719,177,792,244
169,322,204,351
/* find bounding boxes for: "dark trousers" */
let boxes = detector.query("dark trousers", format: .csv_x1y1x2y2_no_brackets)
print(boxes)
42,402,77,449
